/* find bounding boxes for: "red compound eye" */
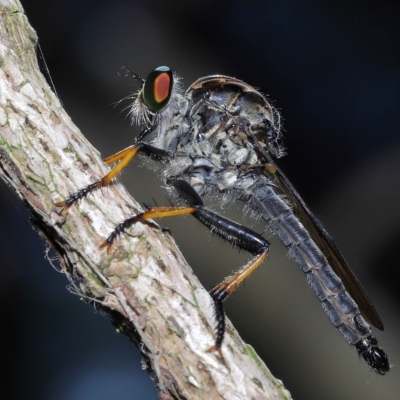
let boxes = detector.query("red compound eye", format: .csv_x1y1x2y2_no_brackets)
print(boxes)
143,66,173,112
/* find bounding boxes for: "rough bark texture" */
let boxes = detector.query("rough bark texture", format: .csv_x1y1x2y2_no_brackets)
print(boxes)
0,1,292,399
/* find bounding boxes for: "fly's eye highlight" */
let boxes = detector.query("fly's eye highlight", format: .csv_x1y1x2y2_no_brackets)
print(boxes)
142,66,173,113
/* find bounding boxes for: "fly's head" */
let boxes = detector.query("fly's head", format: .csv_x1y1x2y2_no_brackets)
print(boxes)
128,66,185,141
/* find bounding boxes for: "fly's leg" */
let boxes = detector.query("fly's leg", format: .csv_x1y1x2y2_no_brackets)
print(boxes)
99,205,197,254
101,179,270,353
171,180,270,353
55,130,170,214
54,144,139,213
207,252,268,354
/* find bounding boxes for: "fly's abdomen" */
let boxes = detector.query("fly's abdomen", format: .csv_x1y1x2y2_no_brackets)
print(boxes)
241,177,372,345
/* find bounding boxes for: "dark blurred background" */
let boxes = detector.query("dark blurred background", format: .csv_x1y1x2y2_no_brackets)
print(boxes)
1,0,400,399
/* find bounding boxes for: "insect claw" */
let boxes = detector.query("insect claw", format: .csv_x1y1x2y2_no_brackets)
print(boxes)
53,200,70,217
99,240,113,254
54,199,65,207
205,344,223,359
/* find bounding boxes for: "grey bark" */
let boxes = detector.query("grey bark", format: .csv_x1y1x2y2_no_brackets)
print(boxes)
0,1,292,399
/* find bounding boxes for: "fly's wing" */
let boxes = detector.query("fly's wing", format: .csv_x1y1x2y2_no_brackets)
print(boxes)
252,141,384,330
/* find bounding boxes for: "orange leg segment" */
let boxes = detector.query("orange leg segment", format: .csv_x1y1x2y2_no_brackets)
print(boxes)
211,251,268,298
54,145,140,212
206,251,269,353
99,206,197,253
102,145,139,166
54,142,170,214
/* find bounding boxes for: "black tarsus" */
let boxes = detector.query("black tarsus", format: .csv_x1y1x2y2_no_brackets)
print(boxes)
65,181,102,207
209,290,226,348
103,215,141,247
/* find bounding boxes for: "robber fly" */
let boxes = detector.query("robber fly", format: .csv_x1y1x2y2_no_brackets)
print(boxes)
56,66,390,374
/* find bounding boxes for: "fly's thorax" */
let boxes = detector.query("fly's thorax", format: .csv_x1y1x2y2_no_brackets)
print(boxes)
187,75,284,158
162,77,283,195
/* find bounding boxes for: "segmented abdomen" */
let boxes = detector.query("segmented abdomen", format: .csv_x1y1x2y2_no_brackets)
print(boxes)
238,177,372,345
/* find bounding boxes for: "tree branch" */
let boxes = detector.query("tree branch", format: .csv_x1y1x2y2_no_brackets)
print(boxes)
0,1,291,399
